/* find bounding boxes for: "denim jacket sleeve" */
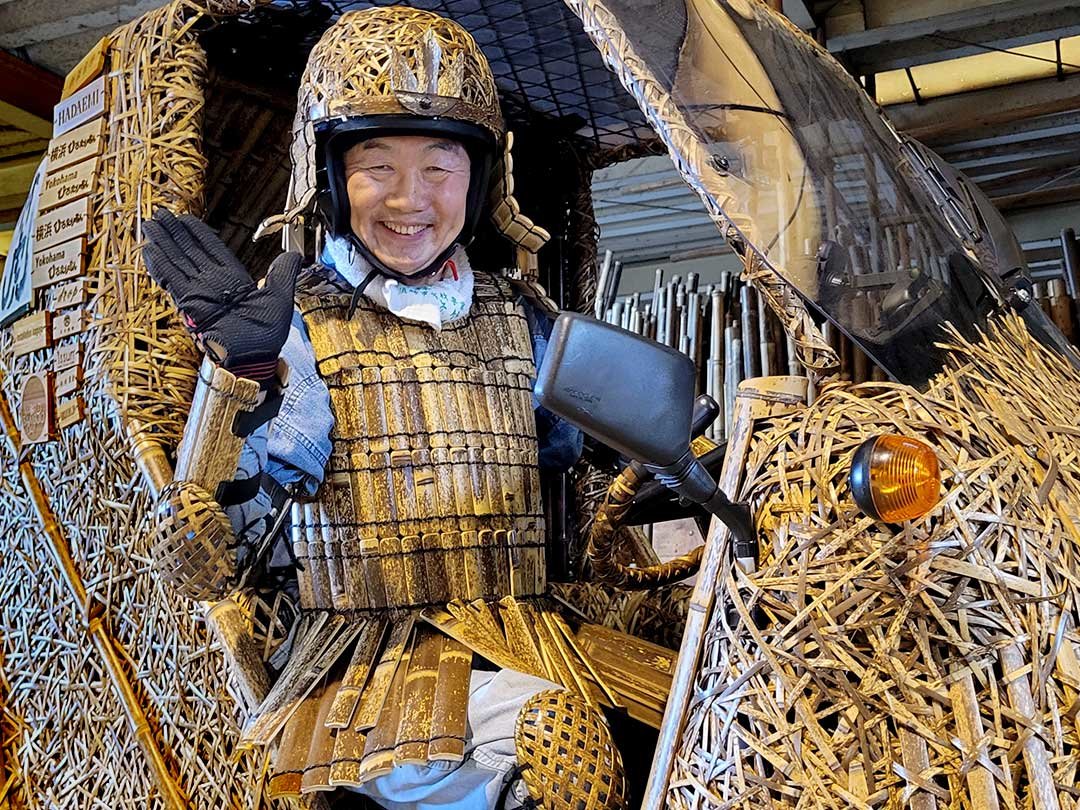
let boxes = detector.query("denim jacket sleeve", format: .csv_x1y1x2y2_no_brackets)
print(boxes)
265,309,334,493
522,298,584,472
224,308,333,539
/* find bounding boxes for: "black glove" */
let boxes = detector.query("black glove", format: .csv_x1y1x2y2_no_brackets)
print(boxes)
142,209,301,381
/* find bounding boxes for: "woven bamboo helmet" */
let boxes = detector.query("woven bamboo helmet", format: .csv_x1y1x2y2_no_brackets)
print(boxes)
263,6,549,259
291,8,501,269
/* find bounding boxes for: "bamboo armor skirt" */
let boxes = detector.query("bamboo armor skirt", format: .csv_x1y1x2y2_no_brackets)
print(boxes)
248,597,676,797
243,271,675,797
292,271,546,611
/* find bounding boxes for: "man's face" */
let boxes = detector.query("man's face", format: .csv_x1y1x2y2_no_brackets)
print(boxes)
343,135,471,276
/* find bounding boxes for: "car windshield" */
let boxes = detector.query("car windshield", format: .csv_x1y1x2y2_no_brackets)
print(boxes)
574,0,1080,385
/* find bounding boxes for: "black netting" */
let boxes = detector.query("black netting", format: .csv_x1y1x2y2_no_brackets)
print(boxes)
204,0,651,150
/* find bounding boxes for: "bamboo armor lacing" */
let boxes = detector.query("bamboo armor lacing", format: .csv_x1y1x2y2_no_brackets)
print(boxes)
295,271,546,611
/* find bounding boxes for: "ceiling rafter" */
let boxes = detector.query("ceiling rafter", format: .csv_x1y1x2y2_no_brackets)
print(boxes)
827,0,1080,74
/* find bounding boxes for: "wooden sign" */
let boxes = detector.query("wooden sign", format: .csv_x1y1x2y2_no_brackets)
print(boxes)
11,310,51,357
53,75,105,137
56,396,85,430
49,279,89,311
38,156,99,212
20,373,54,444
32,238,85,290
62,37,108,99
52,307,87,340
34,198,91,252
47,118,106,173
55,365,82,397
54,342,83,372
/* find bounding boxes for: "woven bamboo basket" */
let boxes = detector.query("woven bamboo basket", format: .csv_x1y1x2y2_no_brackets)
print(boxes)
666,313,1080,809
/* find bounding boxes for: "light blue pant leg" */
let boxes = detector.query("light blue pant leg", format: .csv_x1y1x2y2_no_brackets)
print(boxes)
353,668,560,810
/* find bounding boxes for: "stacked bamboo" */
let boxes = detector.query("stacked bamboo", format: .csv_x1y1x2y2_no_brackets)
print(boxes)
594,251,880,439
1033,276,1078,345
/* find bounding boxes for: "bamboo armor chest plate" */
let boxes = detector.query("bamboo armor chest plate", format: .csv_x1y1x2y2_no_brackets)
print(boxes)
295,271,546,611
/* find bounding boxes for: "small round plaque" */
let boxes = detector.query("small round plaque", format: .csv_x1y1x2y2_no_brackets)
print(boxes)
19,373,51,444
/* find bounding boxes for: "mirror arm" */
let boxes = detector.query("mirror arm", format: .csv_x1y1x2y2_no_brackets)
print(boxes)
646,450,758,572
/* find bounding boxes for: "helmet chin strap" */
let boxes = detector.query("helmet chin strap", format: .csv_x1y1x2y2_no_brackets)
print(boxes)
345,230,461,285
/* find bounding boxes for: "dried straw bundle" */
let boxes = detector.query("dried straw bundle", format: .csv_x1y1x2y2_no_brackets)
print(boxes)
667,314,1080,809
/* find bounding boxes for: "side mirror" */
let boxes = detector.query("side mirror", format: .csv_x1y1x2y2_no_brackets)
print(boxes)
537,313,758,572
534,313,696,466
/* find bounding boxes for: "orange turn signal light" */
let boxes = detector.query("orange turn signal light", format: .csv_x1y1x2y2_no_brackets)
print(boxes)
849,434,941,522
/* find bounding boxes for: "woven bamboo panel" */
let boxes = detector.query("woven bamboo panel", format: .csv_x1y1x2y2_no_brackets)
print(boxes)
0,2,280,807
668,314,1080,809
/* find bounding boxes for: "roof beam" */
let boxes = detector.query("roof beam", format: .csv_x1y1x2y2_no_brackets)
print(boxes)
0,153,41,200
0,0,158,49
993,183,1080,212
977,155,1080,196
928,110,1080,148
0,49,61,136
886,73,1080,142
0,136,47,160
964,151,1080,187
829,0,1080,74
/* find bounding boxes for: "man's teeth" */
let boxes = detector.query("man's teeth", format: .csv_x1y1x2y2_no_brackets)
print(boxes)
383,222,427,235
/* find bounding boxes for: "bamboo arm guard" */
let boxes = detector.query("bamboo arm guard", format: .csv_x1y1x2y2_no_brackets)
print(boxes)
175,356,263,487
152,357,263,600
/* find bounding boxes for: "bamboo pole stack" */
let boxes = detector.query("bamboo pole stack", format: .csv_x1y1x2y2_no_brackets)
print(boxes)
594,258,878,439
1033,276,1077,345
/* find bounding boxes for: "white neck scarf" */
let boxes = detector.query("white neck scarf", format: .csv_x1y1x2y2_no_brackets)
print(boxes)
322,234,474,330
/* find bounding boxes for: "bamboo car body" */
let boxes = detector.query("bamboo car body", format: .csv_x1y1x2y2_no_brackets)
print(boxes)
0,0,1078,808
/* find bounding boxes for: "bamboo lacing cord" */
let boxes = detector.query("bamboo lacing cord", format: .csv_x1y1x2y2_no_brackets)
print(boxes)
0,385,188,810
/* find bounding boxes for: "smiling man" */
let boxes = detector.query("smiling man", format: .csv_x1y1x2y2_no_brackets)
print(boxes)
140,7,637,810
342,137,471,275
